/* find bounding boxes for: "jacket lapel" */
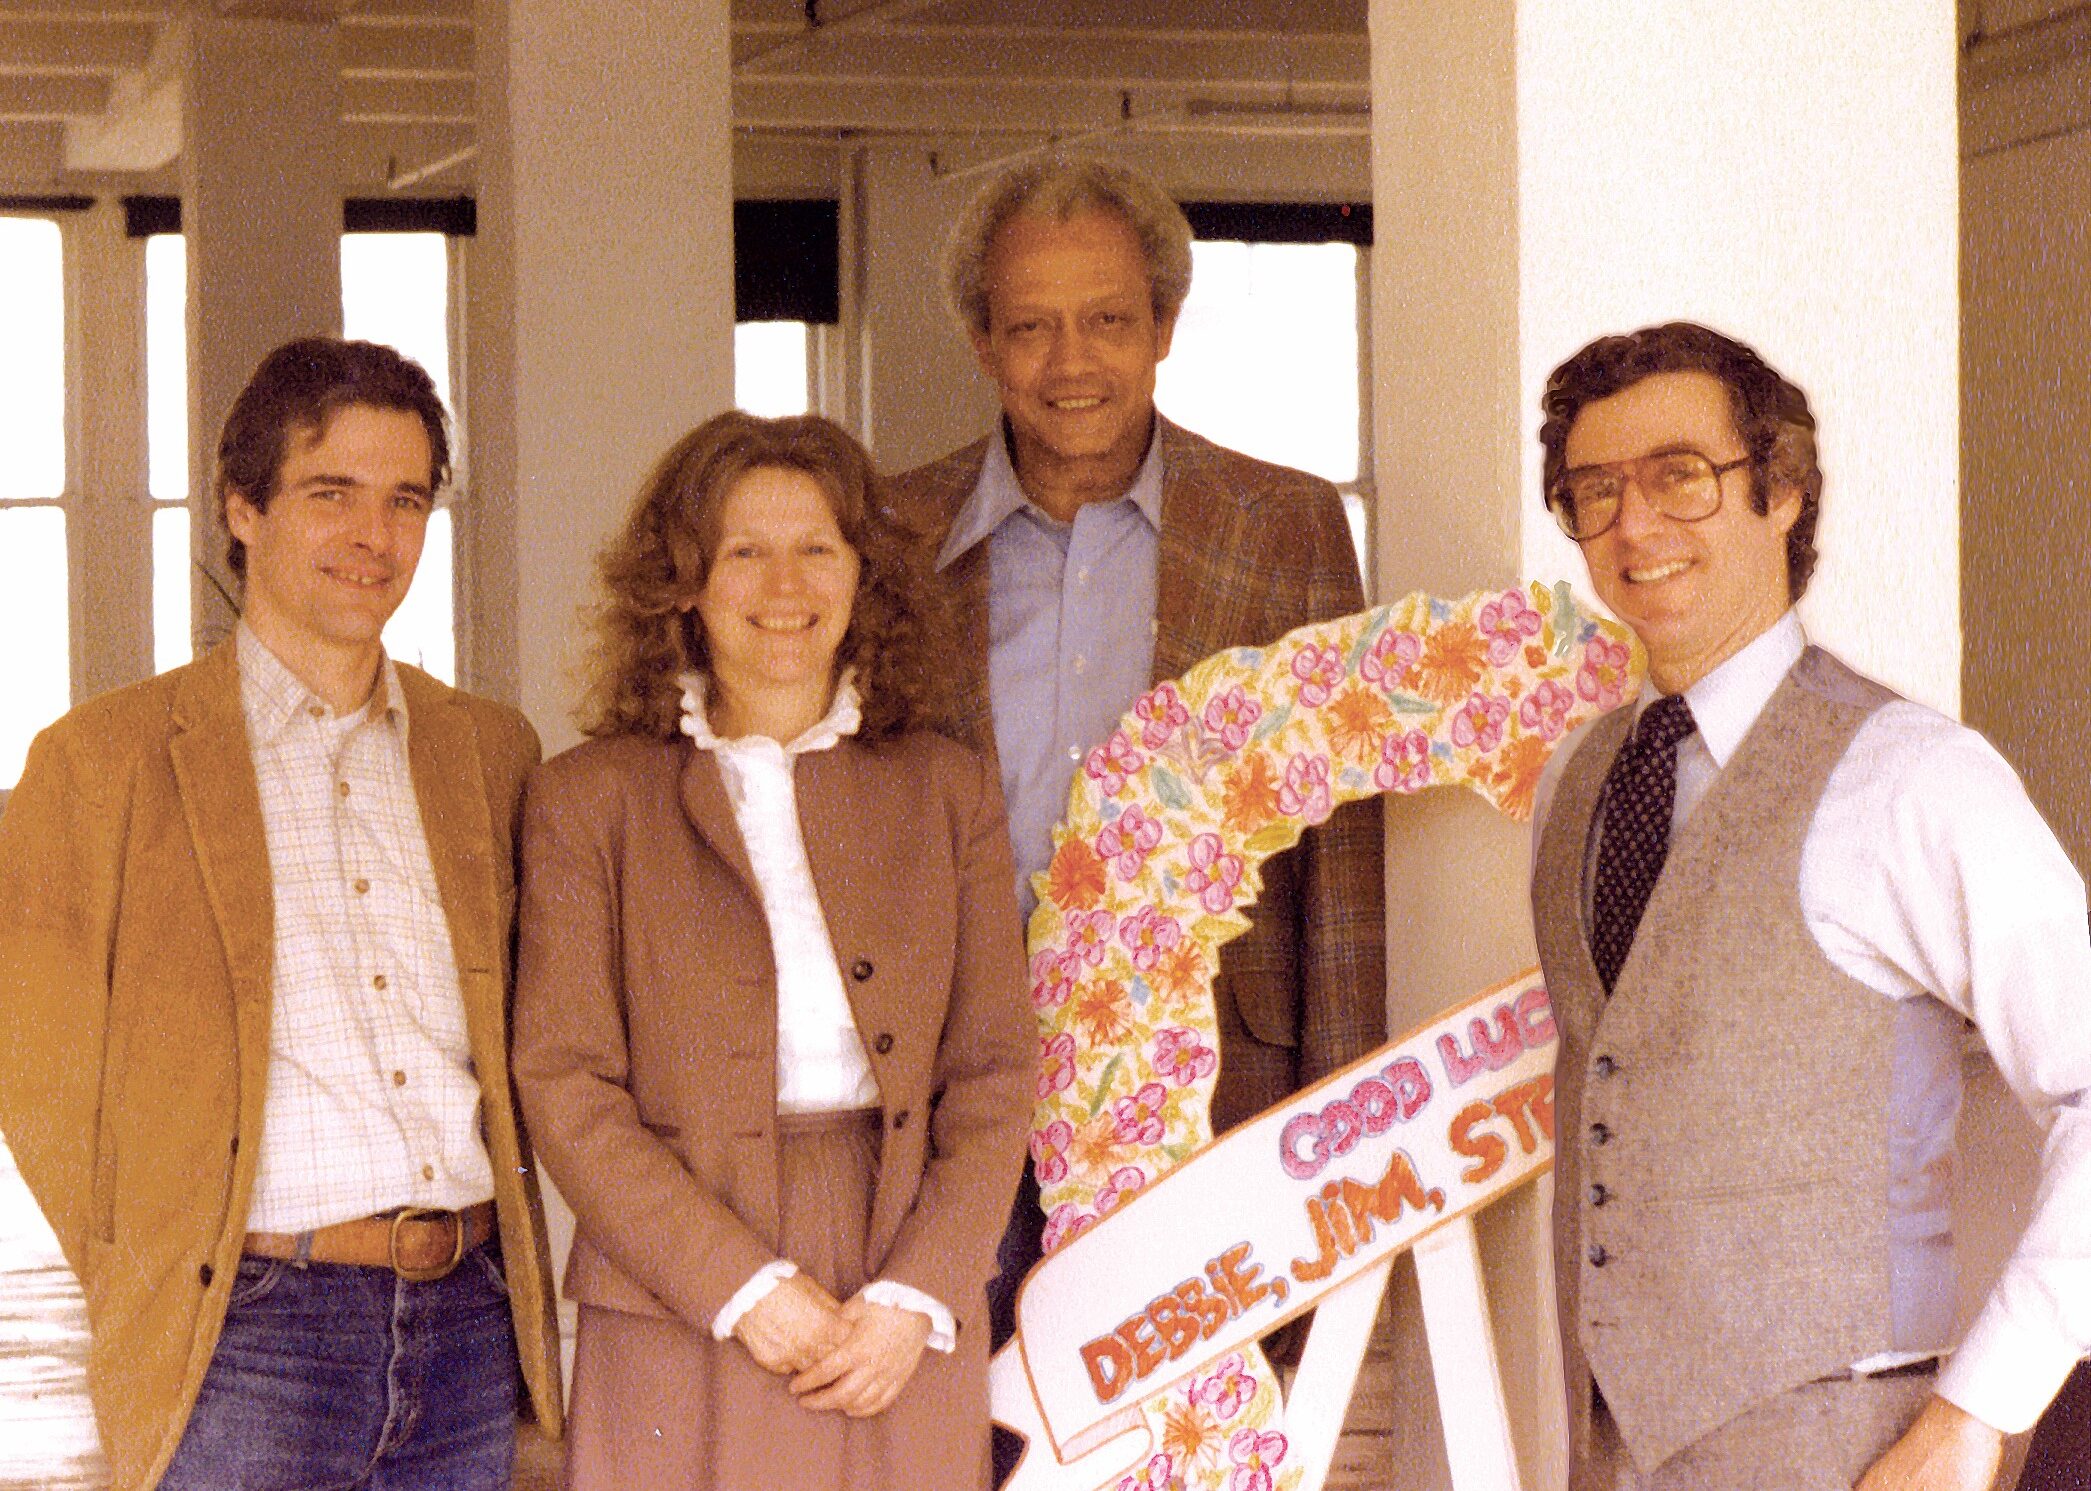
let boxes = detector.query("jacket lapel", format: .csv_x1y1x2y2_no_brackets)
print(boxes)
1151,417,1232,684
678,744,763,905
399,671,499,979
942,541,997,762
168,638,276,1021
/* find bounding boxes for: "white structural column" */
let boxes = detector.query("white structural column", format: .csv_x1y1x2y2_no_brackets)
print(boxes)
66,201,152,701
854,144,998,471
470,0,735,731
1365,3,1959,1488
470,0,735,1371
179,13,343,649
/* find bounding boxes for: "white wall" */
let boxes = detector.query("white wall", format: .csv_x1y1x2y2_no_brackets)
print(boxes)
1518,3,1962,717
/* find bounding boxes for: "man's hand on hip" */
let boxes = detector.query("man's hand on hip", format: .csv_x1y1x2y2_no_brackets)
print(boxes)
1855,1395,2003,1491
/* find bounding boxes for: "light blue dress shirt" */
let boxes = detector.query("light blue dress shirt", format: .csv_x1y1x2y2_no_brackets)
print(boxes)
937,425,1164,922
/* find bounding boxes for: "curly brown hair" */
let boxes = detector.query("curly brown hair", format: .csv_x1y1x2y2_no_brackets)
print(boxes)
1539,321,1823,601
578,411,947,743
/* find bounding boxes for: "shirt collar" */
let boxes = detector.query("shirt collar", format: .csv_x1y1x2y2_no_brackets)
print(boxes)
237,622,408,743
677,668,863,758
935,417,1166,571
1635,610,1805,769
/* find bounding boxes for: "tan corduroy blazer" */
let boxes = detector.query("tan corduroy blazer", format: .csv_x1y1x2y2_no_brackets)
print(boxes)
0,637,564,1491
886,416,1388,1132
510,729,1034,1341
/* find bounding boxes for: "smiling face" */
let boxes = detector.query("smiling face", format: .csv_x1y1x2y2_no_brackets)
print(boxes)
692,465,862,741
969,209,1175,519
225,402,433,699
1567,369,1800,693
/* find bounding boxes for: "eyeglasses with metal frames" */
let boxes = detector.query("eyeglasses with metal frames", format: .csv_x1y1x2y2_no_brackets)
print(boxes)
1547,451,1754,541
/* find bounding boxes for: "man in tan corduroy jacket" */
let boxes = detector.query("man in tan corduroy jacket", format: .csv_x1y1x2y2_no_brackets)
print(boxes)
0,338,561,1491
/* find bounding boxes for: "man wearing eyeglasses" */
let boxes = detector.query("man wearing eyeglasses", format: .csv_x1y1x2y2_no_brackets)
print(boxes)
1528,322,2091,1490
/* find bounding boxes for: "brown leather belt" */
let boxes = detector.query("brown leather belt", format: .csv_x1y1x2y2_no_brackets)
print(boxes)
244,1201,496,1283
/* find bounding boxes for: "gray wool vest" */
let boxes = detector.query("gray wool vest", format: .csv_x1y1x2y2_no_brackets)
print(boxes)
1533,647,1909,1473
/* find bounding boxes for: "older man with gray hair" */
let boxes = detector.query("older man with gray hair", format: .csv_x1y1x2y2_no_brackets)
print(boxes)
884,155,1387,1481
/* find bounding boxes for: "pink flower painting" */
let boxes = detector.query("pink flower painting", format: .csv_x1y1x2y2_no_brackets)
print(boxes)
1096,806,1164,880
1374,728,1432,793
1181,831,1245,913
1135,683,1192,750
1202,685,1264,751
1287,643,1345,709
1151,1024,1218,1088
1477,587,1542,666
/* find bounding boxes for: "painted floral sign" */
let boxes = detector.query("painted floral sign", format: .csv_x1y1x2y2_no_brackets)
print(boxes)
1002,583,1638,1491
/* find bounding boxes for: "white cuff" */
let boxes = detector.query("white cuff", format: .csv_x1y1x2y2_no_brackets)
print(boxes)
1934,1299,2084,1435
711,1260,799,1341
862,1279,957,1353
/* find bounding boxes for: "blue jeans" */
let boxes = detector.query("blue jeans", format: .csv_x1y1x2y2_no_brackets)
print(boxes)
158,1240,520,1491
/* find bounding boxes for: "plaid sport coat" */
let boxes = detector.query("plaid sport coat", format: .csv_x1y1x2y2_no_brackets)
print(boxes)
885,416,1387,1132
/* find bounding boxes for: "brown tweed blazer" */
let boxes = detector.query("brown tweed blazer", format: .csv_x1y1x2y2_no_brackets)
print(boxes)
510,730,1034,1340
885,416,1387,1131
0,638,564,1491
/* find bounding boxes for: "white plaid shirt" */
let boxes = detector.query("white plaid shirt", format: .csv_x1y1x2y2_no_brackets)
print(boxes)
238,628,494,1232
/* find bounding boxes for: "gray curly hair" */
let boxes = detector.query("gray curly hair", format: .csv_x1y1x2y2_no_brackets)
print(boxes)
945,156,1195,338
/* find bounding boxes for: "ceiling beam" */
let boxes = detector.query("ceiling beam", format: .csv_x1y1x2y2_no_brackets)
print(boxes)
0,17,157,72
343,72,469,123
0,73,112,119
734,75,1369,139
339,15,470,76
59,12,179,173
731,28,1367,89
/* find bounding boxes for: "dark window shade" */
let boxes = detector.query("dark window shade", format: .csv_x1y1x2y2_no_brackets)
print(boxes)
122,196,476,237
1182,201,1372,246
116,195,845,325
0,194,93,213
736,199,840,324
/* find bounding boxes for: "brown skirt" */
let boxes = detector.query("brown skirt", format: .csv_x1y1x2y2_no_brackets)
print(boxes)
563,1109,991,1491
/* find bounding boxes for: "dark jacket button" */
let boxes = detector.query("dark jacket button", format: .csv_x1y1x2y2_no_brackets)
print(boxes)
892,1110,909,1131
199,1262,214,1287
1589,1183,1610,1207
873,1032,894,1054
1588,1244,1609,1267
1593,1055,1617,1078
1589,1122,1611,1145
850,959,874,981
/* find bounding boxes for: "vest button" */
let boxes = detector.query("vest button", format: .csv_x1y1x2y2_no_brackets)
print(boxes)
1593,1054,1617,1078
851,959,874,982
1588,1244,1609,1267
1588,1183,1610,1207
873,1032,895,1054
1590,1122,1612,1146
892,1109,909,1131
199,1262,214,1287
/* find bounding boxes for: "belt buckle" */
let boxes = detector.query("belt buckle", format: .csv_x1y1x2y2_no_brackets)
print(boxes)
387,1206,465,1283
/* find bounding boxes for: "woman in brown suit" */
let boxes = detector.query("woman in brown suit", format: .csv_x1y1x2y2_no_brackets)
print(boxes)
512,412,1033,1490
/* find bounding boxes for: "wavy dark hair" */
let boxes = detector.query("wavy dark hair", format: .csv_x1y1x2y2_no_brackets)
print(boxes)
578,411,946,743
214,337,450,581
1539,321,1823,601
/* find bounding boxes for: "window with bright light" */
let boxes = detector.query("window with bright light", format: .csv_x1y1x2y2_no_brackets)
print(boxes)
735,321,812,416
146,231,457,683
0,217,73,788
1155,239,1369,575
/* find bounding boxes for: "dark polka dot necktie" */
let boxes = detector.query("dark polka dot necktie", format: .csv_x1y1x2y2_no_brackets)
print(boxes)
1591,694,1698,993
